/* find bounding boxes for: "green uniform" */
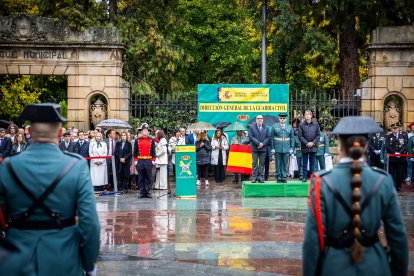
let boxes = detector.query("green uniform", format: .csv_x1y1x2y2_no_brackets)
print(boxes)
315,132,330,171
0,143,100,275
293,132,303,179
271,123,294,180
303,163,408,276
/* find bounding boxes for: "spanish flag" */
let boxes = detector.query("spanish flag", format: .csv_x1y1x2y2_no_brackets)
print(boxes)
226,145,252,175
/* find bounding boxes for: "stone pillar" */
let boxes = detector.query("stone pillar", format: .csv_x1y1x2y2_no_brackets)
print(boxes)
361,26,414,129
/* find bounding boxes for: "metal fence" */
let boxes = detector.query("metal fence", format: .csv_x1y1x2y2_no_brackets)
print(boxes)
129,89,360,134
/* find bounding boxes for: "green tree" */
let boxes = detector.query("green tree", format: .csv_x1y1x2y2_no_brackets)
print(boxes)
0,75,44,120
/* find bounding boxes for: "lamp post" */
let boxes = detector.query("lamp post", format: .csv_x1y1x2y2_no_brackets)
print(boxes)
261,0,267,84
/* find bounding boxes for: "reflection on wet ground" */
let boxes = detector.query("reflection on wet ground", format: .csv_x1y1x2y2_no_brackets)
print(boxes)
96,180,414,275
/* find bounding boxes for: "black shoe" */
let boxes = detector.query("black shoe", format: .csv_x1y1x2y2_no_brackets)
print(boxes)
252,179,258,183
146,194,152,198
277,179,282,183
282,179,287,183
302,179,307,182
139,195,146,198
258,179,265,183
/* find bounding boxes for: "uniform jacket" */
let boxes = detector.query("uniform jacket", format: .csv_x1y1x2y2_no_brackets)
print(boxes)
0,137,12,158
0,143,100,275
196,139,212,165
248,123,270,152
303,163,408,276
270,123,294,153
293,132,302,158
408,136,414,155
211,136,229,165
155,138,168,165
386,132,407,163
133,136,156,161
58,140,78,153
316,132,330,156
298,121,320,153
368,133,385,154
76,140,90,158
114,140,132,178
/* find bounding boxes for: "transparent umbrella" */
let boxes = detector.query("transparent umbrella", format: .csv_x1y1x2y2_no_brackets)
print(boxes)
96,119,132,129
187,121,216,131
224,121,247,132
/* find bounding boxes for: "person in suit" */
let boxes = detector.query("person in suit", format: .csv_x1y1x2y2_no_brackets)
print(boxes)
76,130,90,164
58,131,78,153
114,132,132,193
0,127,12,160
303,116,408,276
248,115,271,183
386,123,408,191
270,113,295,182
104,129,118,190
0,103,100,275
368,127,385,169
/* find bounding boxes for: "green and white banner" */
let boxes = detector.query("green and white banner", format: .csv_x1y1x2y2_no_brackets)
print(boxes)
175,145,197,197
198,84,289,140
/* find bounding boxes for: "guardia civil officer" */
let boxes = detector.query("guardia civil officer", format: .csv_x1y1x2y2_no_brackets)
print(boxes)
368,126,385,169
303,116,408,276
0,104,100,275
270,113,294,182
386,123,408,191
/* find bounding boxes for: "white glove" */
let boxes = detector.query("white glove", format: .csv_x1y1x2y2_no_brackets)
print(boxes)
271,149,275,154
380,160,384,163
87,267,97,276
374,150,380,155
152,161,155,166
324,153,330,157
410,158,414,162
291,154,295,158
289,149,293,154
395,152,400,158
134,160,138,165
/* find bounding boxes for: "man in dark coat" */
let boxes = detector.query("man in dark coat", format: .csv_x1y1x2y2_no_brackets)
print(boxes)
76,130,90,164
0,128,12,160
104,129,118,190
368,127,385,169
58,131,78,153
248,115,271,183
298,111,320,182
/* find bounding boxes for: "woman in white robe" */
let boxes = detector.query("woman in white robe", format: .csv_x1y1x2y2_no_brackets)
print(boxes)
89,132,108,190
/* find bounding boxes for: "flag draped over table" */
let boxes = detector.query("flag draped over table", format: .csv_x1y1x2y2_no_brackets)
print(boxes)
226,145,252,175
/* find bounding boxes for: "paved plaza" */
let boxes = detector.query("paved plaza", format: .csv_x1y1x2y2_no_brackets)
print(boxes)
96,179,414,276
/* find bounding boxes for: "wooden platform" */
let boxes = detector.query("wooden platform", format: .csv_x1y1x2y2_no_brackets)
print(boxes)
242,180,309,197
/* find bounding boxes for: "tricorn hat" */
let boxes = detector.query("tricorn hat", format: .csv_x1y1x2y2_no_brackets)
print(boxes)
332,116,382,135
17,103,67,123
139,123,150,130
278,113,288,117
390,123,399,129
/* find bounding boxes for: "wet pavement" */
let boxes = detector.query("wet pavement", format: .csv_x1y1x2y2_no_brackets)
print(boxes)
96,178,414,275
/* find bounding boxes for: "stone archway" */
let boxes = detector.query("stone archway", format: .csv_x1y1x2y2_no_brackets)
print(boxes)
383,93,407,129
360,25,414,129
0,14,129,130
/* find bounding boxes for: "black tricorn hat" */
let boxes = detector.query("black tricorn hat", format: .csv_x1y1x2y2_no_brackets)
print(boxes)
390,123,399,128
332,116,382,135
278,113,288,117
17,103,67,123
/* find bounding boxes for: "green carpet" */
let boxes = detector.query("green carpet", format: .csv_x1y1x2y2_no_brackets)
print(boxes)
242,180,309,197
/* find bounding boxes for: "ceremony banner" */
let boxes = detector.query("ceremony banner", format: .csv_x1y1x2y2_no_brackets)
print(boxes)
175,145,197,197
198,84,289,141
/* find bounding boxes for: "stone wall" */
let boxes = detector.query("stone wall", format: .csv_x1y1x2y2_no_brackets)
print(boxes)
0,14,129,130
361,25,414,129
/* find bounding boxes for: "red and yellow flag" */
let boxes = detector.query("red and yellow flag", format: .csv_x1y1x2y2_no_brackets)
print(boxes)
226,145,252,175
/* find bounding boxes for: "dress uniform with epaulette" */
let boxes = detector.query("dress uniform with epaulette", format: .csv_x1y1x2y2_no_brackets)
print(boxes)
133,123,156,198
0,104,100,275
315,130,330,171
303,116,408,276
270,113,294,182
368,130,385,168
386,123,408,191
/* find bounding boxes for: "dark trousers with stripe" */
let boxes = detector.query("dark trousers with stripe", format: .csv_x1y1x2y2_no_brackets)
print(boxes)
137,159,153,195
